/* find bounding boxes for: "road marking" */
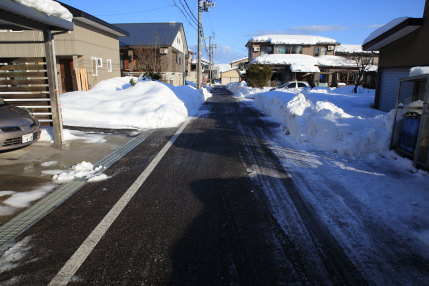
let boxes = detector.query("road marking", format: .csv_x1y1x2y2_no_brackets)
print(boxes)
48,119,191,286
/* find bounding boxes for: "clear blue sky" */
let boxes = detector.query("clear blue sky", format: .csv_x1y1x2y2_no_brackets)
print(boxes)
60,0,426,64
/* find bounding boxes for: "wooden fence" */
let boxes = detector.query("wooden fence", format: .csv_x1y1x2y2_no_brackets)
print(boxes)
0,57,52,126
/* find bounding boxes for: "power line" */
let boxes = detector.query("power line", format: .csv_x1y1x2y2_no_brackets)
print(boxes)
181,0,198,23
177,0,198,26
95,4,174,16
171,0,198,30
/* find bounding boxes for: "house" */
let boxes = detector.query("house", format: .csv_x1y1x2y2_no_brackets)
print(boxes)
362,1,429,112
0,0,74,146
188,58,210,84
221,68,242,85
246,35,366,87
230,57,248,69
0,2,128,94
115,22,189,86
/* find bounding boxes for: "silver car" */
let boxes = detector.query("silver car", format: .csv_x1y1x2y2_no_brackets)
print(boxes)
0,98,41,151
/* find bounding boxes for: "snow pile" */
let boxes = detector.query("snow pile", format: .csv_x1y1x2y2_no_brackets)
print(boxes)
249,35,337,45
60,78,211,130
13,0,73,21
230,83,394,156
226,82,270,99
363,17,409,45
409,66,429,77
52,161,109,184
250,54,320,72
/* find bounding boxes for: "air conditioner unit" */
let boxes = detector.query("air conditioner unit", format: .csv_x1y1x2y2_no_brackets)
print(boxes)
327,45,335,51
253,46,260,52
159,48,168,54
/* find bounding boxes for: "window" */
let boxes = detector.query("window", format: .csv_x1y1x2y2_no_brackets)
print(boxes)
107,59,112,72
261,46,273,55
291,46,302,54
297,82,307,88
97,58,103,67
277,46,286,54
320,47,327,56
314,47,320,57
91,57,98,76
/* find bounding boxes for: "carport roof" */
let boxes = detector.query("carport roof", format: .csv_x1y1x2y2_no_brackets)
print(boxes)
0,0,73,31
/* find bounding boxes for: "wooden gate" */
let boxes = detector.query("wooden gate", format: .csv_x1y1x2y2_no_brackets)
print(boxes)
0,57,53,126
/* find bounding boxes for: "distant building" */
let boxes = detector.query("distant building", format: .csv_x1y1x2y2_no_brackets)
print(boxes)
115,22,189,86
246,35,376,87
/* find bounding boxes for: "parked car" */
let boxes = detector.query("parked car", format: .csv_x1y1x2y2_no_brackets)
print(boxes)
270,81,311,91
0,98,41,151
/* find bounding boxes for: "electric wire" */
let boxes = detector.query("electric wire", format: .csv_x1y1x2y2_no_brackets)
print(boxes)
95,4,174,16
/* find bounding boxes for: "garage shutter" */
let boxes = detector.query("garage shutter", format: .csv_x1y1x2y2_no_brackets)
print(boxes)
378,67,410,112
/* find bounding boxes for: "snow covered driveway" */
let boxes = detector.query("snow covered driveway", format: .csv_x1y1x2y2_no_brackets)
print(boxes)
0,87,428,285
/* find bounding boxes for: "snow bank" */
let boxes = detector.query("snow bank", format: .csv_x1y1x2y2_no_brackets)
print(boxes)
13,0,73,21
39,128,106,143
409,66,429,77
249,35,337,45
226,82,271,99
60,78,210,130
230,83,393,156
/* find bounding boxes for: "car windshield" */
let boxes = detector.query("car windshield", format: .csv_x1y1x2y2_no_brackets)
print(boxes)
0,97,6,107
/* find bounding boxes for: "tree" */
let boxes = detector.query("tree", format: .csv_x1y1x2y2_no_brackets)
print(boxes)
344,51,377,93
133,46,163,79
246,64,273,88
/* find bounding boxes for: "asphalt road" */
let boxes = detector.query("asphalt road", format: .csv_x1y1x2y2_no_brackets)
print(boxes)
0,87,428,285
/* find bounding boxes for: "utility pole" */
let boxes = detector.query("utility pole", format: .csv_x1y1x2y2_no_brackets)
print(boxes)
197,0,215,88
208,34,216,84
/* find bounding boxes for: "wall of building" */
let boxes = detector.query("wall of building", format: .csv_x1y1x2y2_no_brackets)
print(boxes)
0,20,122,90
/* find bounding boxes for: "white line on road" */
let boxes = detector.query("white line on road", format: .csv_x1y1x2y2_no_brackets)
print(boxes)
48,119,191,286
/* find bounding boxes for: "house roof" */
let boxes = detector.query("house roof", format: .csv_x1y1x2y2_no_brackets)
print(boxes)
230,57,248,64
56,1,128,37
0,0,73,31
246,35,338,47
362,17,423,51
114,22,184,47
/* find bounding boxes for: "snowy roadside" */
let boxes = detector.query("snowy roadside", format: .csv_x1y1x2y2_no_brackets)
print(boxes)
227,82,429,254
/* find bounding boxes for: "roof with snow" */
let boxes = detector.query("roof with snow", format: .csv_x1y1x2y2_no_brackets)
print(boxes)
230,57,248,64
114,22,184,47
247,35,338,46
335,44,378,54
250,54,359,72
362,17,423,51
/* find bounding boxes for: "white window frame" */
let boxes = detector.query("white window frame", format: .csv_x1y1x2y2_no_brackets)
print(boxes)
91,57,98,76
107,59,112,72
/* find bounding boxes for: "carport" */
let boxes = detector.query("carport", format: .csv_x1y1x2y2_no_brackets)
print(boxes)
0,0,73,147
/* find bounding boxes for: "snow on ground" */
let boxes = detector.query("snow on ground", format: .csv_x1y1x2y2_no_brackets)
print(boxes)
0,236,32,274
39,128,107,143
51,161,109,184
226,82,429,251
13,0,73,21
60,77,211,130
0,184,56,216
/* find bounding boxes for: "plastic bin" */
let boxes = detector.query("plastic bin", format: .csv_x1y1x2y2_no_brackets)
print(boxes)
398,113,421,153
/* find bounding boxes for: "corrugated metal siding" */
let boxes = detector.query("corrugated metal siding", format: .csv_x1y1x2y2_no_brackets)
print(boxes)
379,68,410,111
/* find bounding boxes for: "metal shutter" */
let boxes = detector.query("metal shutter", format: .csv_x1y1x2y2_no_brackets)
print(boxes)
378,68,410,111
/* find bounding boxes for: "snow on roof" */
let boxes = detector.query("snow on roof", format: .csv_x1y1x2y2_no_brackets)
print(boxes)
250,54,361,72
335,44,377,54
221,67,239,74
215,64,232,73
250,54,320,73
13,0,73,21
363,17,409,45
230,57,248,64
409,66,429,77
317,55,357,68
365,65,378,72
249,34,337,45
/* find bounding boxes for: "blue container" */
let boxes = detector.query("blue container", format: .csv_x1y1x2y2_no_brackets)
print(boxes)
398,117,421,153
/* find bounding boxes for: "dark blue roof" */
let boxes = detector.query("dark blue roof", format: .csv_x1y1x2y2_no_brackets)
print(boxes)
114,23,183,47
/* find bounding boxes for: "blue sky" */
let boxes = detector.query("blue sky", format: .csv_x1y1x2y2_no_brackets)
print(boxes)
60,0,426,64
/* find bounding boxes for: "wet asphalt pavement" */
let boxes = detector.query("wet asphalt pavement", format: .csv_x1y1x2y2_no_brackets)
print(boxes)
0,87,428,285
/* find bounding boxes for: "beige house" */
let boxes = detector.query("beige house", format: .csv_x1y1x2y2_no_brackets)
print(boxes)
221,68,241,85
230,57,248,69
0,2,128,93
115,23,189,86
245,35,372,87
